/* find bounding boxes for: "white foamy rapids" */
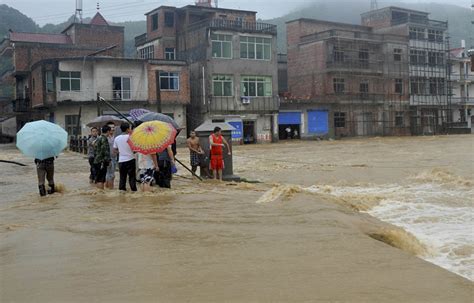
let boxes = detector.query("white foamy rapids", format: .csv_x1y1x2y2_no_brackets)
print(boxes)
307,183,474,281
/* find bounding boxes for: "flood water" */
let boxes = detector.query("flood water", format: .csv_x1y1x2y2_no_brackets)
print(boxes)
0,135,473,302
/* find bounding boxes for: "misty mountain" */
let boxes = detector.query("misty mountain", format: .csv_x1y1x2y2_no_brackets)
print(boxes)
264,1,473,53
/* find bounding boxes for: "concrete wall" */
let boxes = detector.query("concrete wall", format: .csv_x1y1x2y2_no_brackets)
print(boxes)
56,60,148,102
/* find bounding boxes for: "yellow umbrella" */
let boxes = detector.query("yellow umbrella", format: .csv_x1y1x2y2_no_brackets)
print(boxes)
127,121,177,155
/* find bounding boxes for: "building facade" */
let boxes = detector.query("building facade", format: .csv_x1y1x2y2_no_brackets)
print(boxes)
26,57,189,141
361,7,451,135
135,4,279,143
449,46,474,133
0,12,125,130
284,18,410,139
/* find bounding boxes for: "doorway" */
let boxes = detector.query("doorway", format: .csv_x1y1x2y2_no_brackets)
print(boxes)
243,120,256,144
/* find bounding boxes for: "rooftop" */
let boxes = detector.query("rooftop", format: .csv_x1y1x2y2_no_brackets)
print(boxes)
286,18,371,31
90,12,109,26
361,6,430,17
8,32,72,44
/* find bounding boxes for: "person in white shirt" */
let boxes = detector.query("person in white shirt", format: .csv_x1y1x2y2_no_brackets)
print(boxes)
137,153,159,192
113,123,137,192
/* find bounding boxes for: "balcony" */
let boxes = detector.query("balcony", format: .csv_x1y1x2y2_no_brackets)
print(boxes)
187,19,277,35
300,29,406,44
451,97,474,105
135,33,147,47
209,96,279,114
450,74,474,82
12,98,30,112
391,16,447,29
326,60,383,74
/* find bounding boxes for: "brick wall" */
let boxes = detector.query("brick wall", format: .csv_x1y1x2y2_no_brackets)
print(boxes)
72,24,124,56
30,66,43,108
361,10,392,28
147,62,190,105
147,8,177,42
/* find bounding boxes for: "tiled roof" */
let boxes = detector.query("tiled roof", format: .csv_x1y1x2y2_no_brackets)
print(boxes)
90,12,109,26
9,32,71,44
450,48,465,58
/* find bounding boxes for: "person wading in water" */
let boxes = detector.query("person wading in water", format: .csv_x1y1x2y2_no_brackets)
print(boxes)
187,130,204,175
209,126,231,181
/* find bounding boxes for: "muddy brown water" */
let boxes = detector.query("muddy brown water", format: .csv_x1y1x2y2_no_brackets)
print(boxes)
0,135,472,302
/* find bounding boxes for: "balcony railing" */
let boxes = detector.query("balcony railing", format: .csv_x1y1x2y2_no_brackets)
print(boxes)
392,16,447,29
135,33,147,47
300,29,406,44
326,60,383,73
209,96,279,114
187,18,277,35
451,97,474,105
450,74,474,82
12,98,30,112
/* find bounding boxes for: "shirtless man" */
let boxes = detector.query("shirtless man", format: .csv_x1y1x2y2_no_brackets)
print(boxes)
187,131,204,174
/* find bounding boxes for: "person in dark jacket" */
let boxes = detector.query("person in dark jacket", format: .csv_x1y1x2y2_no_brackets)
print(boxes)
94,125,112,190
156,145,175,188
35,157,55,196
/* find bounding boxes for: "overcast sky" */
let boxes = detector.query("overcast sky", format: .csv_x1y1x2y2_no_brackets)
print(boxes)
0,0,471,26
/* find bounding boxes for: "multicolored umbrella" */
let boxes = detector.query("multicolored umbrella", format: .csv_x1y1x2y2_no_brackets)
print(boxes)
127,121,177,155
129,108,151,121
16,120,68,160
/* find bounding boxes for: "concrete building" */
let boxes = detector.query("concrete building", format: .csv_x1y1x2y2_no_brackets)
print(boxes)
27,57,190,141
284,19,410,139
362,7,450,135
0,12,125,130
135,3,279,143
449,46,474,133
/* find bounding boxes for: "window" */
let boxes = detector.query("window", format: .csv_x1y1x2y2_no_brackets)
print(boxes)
359,48,369,67
395,78,403,94
410,77,425,95
410,50,426,66
213,74,233,96
164,12,174,27
240,36,271,60
138,45,154,59
395,112,404,127
333,78,345,94
334,112,346,128
241,76,272,97
152,13,158,31
59,71,81,91
409,27,425,40
165,48,176,60
46,71,54,92
394,48,402,61
428,29,443,42
112,77,131,100
334,47,344,63
212,34,232,59
159,72,179,90
428,52,436,66
359,81,369,97
65,115,81,136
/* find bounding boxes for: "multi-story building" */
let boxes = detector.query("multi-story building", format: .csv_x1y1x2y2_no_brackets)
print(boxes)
24,56,189,140
285,19,410,138
135,3,279,143
449,44,473,132
361,6,450,135
0,12,125,129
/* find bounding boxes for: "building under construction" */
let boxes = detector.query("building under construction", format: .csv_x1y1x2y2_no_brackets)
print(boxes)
281,6,451,138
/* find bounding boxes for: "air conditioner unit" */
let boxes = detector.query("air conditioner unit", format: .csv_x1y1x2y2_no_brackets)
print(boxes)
241,96,251,104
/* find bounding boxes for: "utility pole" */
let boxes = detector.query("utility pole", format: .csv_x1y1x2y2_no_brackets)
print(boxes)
370,0,378,11
155,71,162,113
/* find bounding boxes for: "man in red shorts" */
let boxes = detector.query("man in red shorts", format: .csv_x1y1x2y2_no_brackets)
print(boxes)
209,126,231,181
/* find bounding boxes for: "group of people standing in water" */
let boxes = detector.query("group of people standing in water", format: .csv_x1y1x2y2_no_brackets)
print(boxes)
82,124,230,194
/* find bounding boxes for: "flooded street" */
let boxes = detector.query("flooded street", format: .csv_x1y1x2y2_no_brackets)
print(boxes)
0,135,473,302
